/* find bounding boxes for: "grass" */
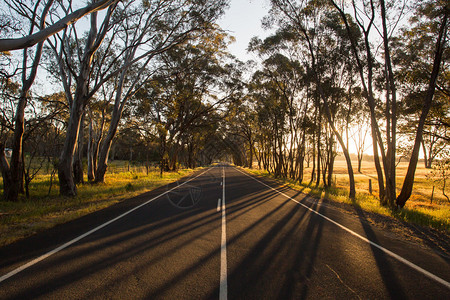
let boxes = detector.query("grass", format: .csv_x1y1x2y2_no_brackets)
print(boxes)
242,160,450,233
0,165,197,247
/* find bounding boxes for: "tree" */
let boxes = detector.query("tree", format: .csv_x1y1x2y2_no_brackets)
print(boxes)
0,0,119,51
0,0,53,201
269,0,357,199
94,1,230,182
396,0,448,207
126,21,240,175
47,3,118,196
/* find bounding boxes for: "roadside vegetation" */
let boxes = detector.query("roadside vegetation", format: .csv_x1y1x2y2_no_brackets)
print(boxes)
244,159,450,233
0,0,448,247
0,162,195,247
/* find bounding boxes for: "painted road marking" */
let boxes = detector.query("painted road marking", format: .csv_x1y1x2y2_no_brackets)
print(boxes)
217,198,222,212
219,166,228,300
235,167,450,290
0,168,213,284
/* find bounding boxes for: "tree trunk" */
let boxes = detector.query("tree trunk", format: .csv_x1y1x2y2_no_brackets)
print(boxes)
73,114,85,184
421,139,431,168
397,11,447,208
327,134,335,188
58,100,85,196
94,118,119,182
0,143,14,201
315,118,321,188
87,119,95,181
357,152,363,173
248,140,253,169
4,92,27,201
380,0,398,207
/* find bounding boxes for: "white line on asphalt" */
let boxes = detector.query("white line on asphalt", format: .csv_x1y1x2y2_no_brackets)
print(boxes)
219,166,228,300
235,167,450,290
0,168,213,284
217,198,222,212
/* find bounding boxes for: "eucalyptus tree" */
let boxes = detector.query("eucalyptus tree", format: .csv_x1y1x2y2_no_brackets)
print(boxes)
226,99,259,168
328,0,409,206
328,0,389,204
130,25,241,174
268,0,357,198
396,0,448,207
0,0,119,52
45,0,229,193
94,0,231,183
315,0,448,207
0,0,55,201
249,68,290,177
45,2,118,195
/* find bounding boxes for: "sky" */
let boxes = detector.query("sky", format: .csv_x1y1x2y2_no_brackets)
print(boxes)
217,0,272,62
217,1,374,156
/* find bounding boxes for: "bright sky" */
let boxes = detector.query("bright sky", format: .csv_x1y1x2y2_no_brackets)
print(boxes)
217,0,272,62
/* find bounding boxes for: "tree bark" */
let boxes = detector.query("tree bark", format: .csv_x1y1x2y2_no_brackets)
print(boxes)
0,0,118,51
87,118,95,181
58,100,85,196
396,11,448,208
58,8,114,195
73,114,85,184
0,143,14,201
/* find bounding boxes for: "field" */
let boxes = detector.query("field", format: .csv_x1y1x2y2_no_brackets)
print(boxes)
0,161,196,246
247,158,450,232
0,158,448,247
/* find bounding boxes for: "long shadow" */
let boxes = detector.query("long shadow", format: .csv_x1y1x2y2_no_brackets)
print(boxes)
282,200,326,299
352,203,408,299
0,167,218,270
1,175,283,299
215,198,325,299
2,207,222,299
1,166,323,299
143,196,295,299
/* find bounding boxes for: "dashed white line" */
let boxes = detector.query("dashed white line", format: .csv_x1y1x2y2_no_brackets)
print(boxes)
217,198,222,212
219,166,228,300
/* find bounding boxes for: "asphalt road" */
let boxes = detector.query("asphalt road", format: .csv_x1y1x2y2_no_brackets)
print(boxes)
0,164,449,299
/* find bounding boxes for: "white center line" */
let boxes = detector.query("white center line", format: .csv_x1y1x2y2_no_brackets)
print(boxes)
219,166,228,300
217,198,222,212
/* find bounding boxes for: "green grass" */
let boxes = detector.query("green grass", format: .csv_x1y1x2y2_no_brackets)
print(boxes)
242,167,450,233
0,167,197,246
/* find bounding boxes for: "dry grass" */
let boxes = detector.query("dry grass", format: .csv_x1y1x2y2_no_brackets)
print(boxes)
0,167,196,246
245,159,450,232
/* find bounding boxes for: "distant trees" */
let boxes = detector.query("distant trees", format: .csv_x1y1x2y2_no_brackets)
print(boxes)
131,28,242,175
0,0,231,200
230,0,448,208
1,0,447,210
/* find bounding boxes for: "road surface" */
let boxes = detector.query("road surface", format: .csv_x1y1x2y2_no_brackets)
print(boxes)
0,164,449,299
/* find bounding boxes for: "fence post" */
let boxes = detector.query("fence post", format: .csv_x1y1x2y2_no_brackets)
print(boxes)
431,186,435,204
369,179,372,195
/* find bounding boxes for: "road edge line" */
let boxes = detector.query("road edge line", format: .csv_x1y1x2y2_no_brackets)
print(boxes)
234,167,450,290
0,167,213,284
